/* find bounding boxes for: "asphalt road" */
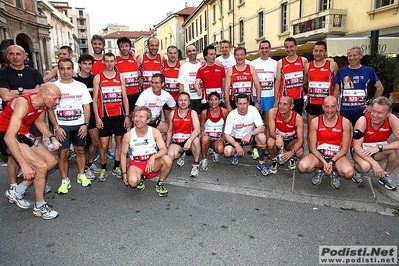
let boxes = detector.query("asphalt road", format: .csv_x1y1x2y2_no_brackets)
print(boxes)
1,159,398,266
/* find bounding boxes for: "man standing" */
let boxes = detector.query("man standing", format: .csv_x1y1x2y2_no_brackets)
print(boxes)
275,37,308,115
304,41,338,126
120,106,172,197
48,58,93,193
267,95,304,174
216,40,236,71
178,44,202,115
298,96,354,189
137,37,164,91
1,83,61,219
195,45,226,109
250,40,278,137
44,45,78,82
135,73,176,134
93,53,131,181
224,46,261,112
116,36,140,118
334,46,384,126
223,93,269,176
74,54,101,179
166,92,201,177
91,35,106,76
352,97,398,190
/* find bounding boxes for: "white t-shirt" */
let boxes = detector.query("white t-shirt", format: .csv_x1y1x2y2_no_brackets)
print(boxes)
250,57,277,98
216,54,236,71
177,61,202,100
224,105,264,139
54,80,93,126
135,89,176,122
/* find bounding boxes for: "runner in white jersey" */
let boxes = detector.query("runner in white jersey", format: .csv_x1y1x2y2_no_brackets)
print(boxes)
178,44,202,115
250,40,277,138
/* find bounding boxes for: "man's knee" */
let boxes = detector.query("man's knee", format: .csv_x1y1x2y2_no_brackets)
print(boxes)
267,137,275,149
224,146,234,157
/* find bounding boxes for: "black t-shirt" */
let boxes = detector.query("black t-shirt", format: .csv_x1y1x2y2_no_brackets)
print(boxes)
0,65,44,91
74,74,94,98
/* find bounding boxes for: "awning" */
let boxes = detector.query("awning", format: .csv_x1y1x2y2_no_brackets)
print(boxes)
326,37,399,57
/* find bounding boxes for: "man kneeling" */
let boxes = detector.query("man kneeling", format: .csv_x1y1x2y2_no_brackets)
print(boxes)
120,106,172,197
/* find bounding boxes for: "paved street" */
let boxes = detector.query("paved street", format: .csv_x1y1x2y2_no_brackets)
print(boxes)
1,150,399,265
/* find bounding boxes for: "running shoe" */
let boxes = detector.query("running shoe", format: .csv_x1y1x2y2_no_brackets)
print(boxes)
230,155,239,165
352,171,363,183
45,182,52,194
77,173,92,187
199,158,208,172
269,159,278,175
85,167,96,180
251,147,259,159
212,151,220,162
98,169,108,182
93,151,100,162
67,149,76,161
58,178,71,194
155,181,168,197
288,158,296,170
330,171,341,189
312,170,323,186
190,164,200,177
136,180,145,191
256,162,269,176
176,152,185,166
5,188,30,209
107,149,115,159
112,167,122,179
89,163,101,174
33,203,59,220
379,173,397,190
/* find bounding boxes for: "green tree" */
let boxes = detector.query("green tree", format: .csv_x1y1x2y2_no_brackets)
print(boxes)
368,53,399,97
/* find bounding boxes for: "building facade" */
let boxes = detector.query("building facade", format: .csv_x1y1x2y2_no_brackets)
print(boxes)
103,30,154,56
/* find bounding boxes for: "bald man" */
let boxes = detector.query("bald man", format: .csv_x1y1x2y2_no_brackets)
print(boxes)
0,83,62,219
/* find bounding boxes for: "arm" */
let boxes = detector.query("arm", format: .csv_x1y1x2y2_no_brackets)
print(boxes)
194,78,202,96
373,80,384,99
47,108,66,142
251,65,261,110
183,110,201,151
333,83,341,100
35,109,61,150
92,74,103,129
165,111,174,148
332,117,351,161
224,68,233,112
303,62,310,94
178,83,184,93
274,60,282,106
308,117,327,165
301,57,309,89
43,67,58,82
292,114,304,152
120,131,130,185
77,103,90,138
199,109,206,136
120,76,131,129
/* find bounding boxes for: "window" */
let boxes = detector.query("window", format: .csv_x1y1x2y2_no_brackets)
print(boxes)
320,0,331,11
200,15,203,33
188,25,192,40
376,0,394,7
191,23,194,39
239,20,244,43
205,10,208,30
79,10,83,16
165,37,167,47
107,41,111,48
281,3,288,33
196,19,198,36
220,30,223,40
204,35,208,47
258,12,264,37
229,25,233,45
15,0,23,8
185,29,188,42
229,0,233,11
239,0,244,4
213,5,216,22
161,40,163,50
214,34,216,42
220,1,223,14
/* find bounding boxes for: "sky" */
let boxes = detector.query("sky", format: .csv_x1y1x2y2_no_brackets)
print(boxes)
66,0,203,34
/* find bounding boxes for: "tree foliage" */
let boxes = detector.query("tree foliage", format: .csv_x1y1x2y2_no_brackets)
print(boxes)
368,53,399,96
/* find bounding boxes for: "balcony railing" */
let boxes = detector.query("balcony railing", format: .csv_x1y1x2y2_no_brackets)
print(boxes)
79,34,87,39
77,25,87,29
79,44,88,48
291,9,347,39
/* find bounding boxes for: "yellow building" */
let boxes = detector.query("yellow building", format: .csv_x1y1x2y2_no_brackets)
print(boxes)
155,5,196,57
182,0,399,59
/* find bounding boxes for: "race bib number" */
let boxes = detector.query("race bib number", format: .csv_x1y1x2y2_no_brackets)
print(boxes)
317,143,340,159
342,89,366,107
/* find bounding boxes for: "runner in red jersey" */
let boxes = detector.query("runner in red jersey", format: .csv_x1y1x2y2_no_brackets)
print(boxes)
93,53,131,180
90,35,106,76
275,37,308,115
166,92,201,178
137,37,164,91
116,37,140,118
0,83,61,219
267,95,304,174
304,41,338,128
224,46,261,112
194,44,226,110
298,96,353,189
352,97,399,190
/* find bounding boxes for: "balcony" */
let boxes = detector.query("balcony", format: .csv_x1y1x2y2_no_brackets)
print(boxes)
79,34,87,39
79,43,88,48
77,25,87,29
291,9,347,40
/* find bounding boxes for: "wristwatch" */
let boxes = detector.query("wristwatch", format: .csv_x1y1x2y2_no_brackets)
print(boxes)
377,144,383,152
256,100,261,104
83,123,90,127
18,87,24,95
291,149,296,154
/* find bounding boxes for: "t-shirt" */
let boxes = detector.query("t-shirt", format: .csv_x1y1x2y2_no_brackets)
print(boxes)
334,65,379,111
224,105,263,139
250,57,277,98
135,89,176,123
177,61,201,100
216,54,236,71
53,80,92,126
196,64,226,103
